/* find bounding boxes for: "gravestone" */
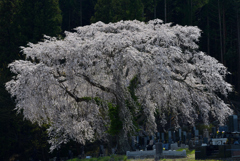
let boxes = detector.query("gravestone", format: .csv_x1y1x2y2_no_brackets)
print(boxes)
162,143,169,150
178,129,182,141
100,145,105,156
219,126,228,132
171,143,178,150
152,135,155,144
168,131,172,143
144,137,148,149
195,146,207,160
111,148,116,154
192,127,196,135
132,136,136,150
81,146,85,158
212,127,216,138
182,131,187,144
155,142,163,159
187,132,192,142
161,133,165,142
228,115,238,132
136,136,139,144
68,150,73,159
203,137,208,144
172,131,176,142
203,129,209,138
189,140,194,149
195,130,199,137
157,132,160,139
147,140,154,150
147,136,150,141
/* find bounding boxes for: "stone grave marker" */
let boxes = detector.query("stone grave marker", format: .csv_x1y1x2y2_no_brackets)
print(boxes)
161,133,165,142
155,142,163,159
172,131,176,142
219,125,228,132
100,145,105,156
195,130,199,137
136,136,139,144
144,137,148,149
162,143,169,150
212,127,216,138
203,137,208,144
182,131,186,144
186,132,192,145
178,128,182,141
192,127,196,135
132,136,136,151
187,132,192,140
228,115,238,132
152,135,155,144
81,146,85,158
203,129,209,139
188,140,194,149
157,132,160,139
68,150,73,159
147,136,150,141
168,131,172,143
171,142,178,150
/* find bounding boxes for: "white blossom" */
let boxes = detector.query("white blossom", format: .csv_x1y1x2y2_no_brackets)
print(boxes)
6,19,233,151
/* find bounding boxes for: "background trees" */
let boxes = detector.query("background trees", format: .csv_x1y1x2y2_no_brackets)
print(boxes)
0,0,62,160
59,0,97,31
91,0,144,23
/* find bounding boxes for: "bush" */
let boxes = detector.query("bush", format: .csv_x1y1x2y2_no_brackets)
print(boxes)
176,148,195,155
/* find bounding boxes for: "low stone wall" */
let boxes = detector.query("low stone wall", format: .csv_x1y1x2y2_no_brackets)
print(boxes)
126,149,186,158
163,150,186,158
126,149,156,158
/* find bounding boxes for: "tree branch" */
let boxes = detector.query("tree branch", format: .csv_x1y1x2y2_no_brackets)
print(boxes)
81,73,116,96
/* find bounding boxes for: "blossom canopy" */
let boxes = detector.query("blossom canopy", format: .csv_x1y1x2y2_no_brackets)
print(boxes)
6,19,233,151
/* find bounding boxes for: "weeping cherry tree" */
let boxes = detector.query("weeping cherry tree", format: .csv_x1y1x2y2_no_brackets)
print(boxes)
6,19,233,153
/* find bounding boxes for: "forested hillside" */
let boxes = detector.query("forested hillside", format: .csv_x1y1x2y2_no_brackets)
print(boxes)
1,0,240,160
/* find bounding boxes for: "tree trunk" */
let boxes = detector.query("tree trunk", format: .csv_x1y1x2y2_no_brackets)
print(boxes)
164,0,167,22
80,0,82,26
222,5,226,65
207,16,210,55
190,0,192,25
117,130,131,154
237,10,240,92
154,0,156,19
218,0,223,63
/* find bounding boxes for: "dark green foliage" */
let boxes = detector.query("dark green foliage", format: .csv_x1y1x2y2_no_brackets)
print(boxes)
0,0,22,67
59,0,97,31
0,0,62,160
126,76,144,129
17,0,62,43
128,75,139,102
106,103,123,135
91,0,144,23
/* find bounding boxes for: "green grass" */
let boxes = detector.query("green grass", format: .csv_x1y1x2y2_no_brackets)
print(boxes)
67,149,221,161
176,148,195,155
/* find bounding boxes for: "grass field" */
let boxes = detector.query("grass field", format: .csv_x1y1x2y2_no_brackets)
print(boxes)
67,149,223,161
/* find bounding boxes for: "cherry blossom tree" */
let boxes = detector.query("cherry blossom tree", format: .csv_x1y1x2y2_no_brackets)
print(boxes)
6,19,233,153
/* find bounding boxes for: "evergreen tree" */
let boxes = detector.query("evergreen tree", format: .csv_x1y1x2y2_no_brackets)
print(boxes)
60,0,97,31
91,0,144,23
17,0,62,43
0,0,62,160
